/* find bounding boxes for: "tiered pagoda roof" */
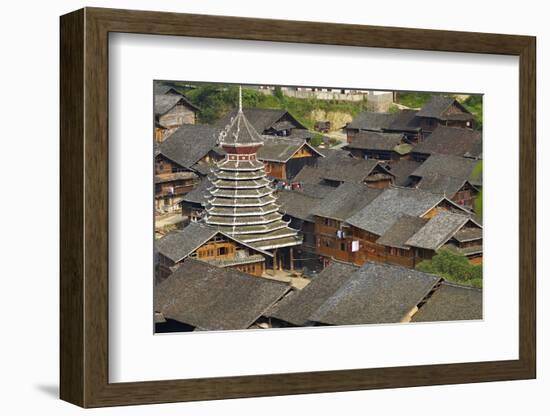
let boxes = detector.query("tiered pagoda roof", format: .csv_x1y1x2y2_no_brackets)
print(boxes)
203,88,302,251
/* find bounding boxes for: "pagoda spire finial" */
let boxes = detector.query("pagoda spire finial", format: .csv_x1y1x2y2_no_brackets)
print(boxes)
238,85,243,112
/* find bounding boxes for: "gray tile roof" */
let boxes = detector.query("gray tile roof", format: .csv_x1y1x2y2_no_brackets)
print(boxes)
159,124,222,169
219,109,264,146
309,262,442,325
347,187,445,236
292,166,324,185
453,227,483,242
411,282,482,322
376,215,429,250
316,148,353,160
321,158,390,184
405,211,471,250
347,131,405,151
154,83,181,96
182,179,211,206
417,173,470,196
347,111,398,131
155,222,219,263
270,261,359,326
292,149,354,185
288,129,313,140
387,109,422,132
443,243,483,257
297,183,335,198
412,126,482,158
277,189,324,222
156,221,274,263
412,154,481,195
416,96,473,121
155,258,290,330
218,108,307,133
311,182,383,221
257,136,323,162
154,93,200,116
384,159,422,187
411,154,480,182
154,94,182,116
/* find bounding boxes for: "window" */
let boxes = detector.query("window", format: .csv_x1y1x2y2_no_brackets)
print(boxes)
340,242,346,251
218,247,228,256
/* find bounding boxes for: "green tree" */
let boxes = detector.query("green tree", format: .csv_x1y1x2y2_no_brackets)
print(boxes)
462,94,483,130
310,133,323,147
416,249,482,288
471,161,483,218
274,86,284,100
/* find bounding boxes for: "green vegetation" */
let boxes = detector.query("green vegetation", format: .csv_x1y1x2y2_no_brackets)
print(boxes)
416,249,482,288
388,104,401,113
395,91,438,109
274,85,284,100
183,84,371,128
471,161,483,218
462,94,483,130
310,132,324,147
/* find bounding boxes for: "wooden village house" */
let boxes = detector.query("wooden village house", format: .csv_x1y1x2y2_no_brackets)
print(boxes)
344,111,398,143
155,124,225,214
310,183,383,267
383,109,423,143
257,137,325,181
155,222,272,281
345,187,475,267
415,95,475,134
320,157,395,188
408,153,482,210
276,184,331,271
155,170,198,214
288,148,395,189
344,94,476,145
344,131,413,162
180,179,210,224
411,125,482,162
154,89,200,143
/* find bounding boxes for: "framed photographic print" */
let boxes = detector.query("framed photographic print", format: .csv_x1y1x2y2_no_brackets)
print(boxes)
60,7,536,408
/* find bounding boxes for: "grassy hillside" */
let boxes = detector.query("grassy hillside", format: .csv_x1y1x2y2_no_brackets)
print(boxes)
175,83,370,129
